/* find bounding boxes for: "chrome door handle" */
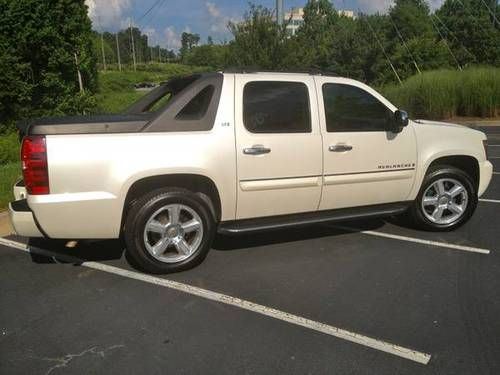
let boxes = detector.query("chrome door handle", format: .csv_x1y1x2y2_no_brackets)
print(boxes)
329,144,353,152
243,145,271,155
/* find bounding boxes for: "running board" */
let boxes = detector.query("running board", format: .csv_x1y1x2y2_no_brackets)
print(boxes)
218,202,411,235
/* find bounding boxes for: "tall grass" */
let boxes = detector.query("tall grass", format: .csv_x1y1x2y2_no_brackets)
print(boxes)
381,67,500,120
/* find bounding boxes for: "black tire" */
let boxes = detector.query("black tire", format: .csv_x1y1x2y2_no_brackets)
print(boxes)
408,165,477,231
124,188,216,274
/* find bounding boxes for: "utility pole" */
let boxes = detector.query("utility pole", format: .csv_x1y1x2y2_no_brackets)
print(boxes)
276,0,284,25
115,32,122,71
100,32,107,70
158,45,161,63
130,20,137,71
74,53,84,93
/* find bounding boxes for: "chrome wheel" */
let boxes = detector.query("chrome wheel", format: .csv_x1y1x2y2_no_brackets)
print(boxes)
143,204,203,264
421,178,468,225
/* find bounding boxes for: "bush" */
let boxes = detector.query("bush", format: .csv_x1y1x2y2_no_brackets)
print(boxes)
0,132,20,165
381,67,500,119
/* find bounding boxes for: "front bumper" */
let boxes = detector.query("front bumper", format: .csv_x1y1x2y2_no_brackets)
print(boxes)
8,199,44,238
478,160,493,197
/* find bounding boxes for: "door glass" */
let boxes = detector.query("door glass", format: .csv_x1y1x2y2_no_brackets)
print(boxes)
322,83,392,132
243,81,311,133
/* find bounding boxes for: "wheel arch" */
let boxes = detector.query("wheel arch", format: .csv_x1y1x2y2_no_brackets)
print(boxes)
120,173,222,234
426,155,479,192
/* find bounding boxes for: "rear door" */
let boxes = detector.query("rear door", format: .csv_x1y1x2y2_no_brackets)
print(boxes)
234,75,323,219
315,77,417,210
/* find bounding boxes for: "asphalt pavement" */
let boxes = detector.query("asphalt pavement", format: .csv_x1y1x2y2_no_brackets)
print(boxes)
1,127,500,375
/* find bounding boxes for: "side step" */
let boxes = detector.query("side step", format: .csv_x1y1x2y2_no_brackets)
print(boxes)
218,202,411,235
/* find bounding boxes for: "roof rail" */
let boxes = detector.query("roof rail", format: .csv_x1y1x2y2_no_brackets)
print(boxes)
223,67,337,76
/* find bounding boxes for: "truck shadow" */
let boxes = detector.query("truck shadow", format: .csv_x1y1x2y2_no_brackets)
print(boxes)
212,218,388,251
24,217,397,264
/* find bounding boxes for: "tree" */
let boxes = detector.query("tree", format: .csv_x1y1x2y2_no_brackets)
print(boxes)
227,5,291,69
180,32,200,59
386,0,451,79
295,0,339,69
0,0,97,129
437,0,500,66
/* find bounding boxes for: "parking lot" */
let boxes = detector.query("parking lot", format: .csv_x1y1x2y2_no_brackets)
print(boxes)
1,127,500,375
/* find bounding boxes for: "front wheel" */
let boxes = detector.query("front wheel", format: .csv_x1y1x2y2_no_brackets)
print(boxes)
124,188,216,274
408,165,477,231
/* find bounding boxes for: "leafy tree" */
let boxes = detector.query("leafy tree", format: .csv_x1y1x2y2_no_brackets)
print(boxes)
0,0,97,129
180,32,200,59
184,44,227,68
226,5,290,69
295,0,339,69
437,0,500,66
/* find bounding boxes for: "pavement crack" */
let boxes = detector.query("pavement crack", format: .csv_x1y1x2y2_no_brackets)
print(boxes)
40,344,124,375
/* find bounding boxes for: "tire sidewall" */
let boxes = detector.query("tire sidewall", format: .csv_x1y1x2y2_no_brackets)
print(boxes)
125,189,215,274
414,166,477,231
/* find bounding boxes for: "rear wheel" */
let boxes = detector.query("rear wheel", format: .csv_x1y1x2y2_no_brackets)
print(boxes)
124,188,215,274
408,165,477,231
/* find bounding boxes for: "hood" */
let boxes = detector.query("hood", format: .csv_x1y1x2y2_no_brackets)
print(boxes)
413,119,468,129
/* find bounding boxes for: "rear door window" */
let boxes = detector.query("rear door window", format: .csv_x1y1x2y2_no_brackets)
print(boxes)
243,81,311,133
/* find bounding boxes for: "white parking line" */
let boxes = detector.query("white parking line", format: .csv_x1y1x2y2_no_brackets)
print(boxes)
480,199,500,204
488,145,500,147
489,157,500,159
0,237,431,365
493,172,500,175
331,225,490,255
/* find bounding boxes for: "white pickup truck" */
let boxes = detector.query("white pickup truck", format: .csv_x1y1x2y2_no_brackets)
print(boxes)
10,72,493,273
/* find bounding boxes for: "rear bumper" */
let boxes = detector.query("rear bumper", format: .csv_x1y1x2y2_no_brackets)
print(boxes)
478,160,493,197
8,199,44,238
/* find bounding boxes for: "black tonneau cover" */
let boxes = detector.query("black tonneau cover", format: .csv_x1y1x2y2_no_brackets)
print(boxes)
17,114,153,137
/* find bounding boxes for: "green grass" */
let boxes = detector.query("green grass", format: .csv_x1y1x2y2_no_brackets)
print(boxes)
381,67,500,120
0,162,21,211
95,63,210,113
0,131,20,165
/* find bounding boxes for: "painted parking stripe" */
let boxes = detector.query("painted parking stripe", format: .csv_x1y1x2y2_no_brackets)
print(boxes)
493,172,500,175
480,199,500,204
0,237,431,365
331,225,490,255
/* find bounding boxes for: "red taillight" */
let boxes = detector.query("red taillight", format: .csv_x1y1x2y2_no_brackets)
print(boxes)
21,136,49,195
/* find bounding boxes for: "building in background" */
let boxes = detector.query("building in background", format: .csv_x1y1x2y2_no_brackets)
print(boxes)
284,7,355,35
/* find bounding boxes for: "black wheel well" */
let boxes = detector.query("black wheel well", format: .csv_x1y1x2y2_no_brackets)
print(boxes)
428,155,479,190
121,174,222,231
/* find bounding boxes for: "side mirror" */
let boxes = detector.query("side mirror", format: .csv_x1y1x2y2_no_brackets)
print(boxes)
389,110,409,133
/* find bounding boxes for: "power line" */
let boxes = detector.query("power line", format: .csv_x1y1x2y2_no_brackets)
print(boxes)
456,0,490,34
137,0,164,23
479,0,500,27
429,15,463,71
388,14,422,74
360,12,402,84
433,13,477,63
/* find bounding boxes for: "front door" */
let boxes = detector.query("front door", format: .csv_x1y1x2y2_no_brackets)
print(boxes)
235,75,323,219
315,78,417,210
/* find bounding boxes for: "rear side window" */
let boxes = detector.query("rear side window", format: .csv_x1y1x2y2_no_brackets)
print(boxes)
322,83,392,132
243,81,311,133
176,85,215,121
